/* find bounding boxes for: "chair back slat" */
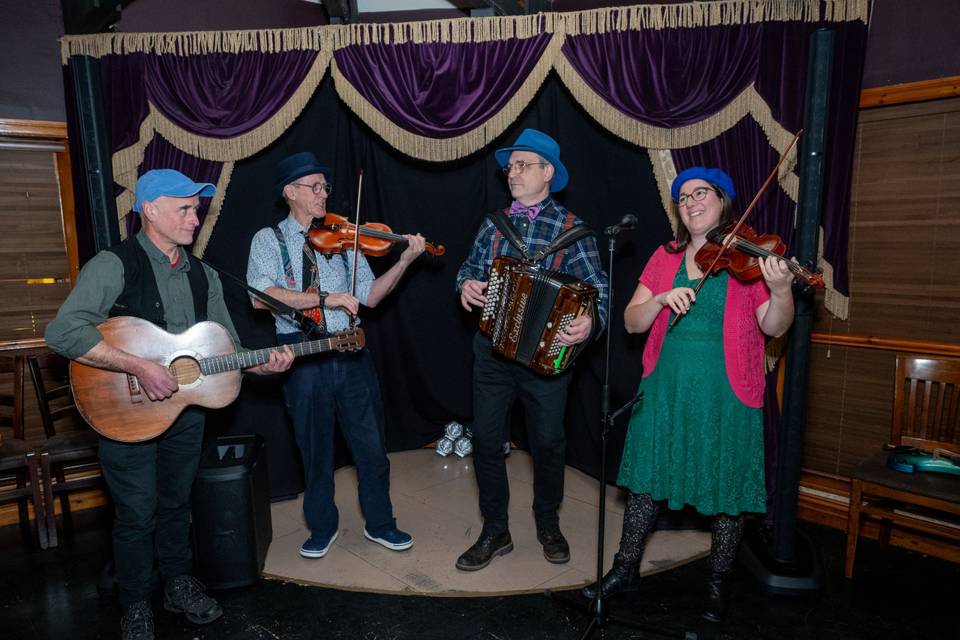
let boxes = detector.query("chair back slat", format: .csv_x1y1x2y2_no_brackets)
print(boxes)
0,356,26,440
27,352,81,439
894,354,960,452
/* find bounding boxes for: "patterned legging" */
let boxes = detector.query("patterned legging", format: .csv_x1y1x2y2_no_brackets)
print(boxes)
617,492,744,573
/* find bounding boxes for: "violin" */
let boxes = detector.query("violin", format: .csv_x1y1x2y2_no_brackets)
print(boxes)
695,223,825,289
308,212,445,257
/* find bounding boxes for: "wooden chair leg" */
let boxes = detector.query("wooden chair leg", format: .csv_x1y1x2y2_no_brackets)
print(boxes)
54,465,73,536
39,451,58,548
25,451,48,550
844,479,863,579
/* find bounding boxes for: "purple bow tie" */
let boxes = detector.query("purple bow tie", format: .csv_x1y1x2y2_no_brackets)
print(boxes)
509,200,542,221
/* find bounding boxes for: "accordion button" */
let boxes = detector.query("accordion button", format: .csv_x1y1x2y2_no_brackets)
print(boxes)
546,321,553,328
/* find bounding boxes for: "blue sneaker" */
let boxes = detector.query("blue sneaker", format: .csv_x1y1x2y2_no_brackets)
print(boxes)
299,531,338,559
363,527,414,551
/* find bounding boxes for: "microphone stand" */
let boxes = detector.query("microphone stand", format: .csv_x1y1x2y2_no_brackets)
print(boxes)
552,226,695,640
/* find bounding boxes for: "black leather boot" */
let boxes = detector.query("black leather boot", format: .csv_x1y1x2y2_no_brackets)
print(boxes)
581,555,641,600
702,571,727,623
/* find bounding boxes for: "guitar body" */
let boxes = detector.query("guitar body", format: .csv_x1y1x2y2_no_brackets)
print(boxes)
70,317,242,442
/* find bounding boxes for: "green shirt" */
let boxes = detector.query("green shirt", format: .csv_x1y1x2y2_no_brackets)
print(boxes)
45,231,239,360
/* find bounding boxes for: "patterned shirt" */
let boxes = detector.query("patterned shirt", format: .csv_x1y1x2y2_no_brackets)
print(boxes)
247,213,374,335
456,197,609,330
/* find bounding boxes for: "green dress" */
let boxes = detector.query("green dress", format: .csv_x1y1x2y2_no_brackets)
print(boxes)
617,259,766,515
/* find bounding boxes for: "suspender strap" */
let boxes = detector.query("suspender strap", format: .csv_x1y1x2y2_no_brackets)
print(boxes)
272,225,297,289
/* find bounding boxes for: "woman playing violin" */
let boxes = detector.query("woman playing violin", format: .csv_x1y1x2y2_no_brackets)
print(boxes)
582,166,794,622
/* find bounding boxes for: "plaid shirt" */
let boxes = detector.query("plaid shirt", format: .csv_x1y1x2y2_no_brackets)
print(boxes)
456,197,609,330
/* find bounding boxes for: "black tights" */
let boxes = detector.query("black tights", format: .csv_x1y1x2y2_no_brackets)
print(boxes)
617,492,744,573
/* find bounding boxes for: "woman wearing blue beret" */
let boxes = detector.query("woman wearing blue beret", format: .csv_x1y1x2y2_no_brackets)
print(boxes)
583,167,795,622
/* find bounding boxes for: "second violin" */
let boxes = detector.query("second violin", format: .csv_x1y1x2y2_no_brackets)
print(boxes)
308,212,445,258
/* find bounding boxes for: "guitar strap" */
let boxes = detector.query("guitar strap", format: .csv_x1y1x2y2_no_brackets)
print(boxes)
196,257,325,338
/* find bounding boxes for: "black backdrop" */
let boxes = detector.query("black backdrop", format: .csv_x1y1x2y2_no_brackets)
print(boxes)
202,71,670,499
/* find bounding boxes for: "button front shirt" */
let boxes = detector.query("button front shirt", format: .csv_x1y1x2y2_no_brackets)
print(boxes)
247,213,374,335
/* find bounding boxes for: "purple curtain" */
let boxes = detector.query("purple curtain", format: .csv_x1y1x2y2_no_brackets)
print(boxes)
561,25,760,127
334,33,553,138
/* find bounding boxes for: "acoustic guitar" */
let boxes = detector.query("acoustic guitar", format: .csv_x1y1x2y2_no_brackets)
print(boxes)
70,316,364,442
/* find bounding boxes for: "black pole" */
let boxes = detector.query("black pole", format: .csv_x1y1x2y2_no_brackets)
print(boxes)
774,28,835,563
68,55,119,253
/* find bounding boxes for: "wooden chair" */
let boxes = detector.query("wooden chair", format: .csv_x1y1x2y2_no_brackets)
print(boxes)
844,354,960,578
27,352,101,548
0,355,48,549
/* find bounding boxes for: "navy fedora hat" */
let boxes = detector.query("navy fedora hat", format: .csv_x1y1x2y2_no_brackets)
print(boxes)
275,151,332,199
495,128,568,192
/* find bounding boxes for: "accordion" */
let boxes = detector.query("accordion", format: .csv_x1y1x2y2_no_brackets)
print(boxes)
480,255,599,376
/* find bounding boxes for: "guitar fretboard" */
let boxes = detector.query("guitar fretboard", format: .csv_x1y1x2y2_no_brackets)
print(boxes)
199,336,344,374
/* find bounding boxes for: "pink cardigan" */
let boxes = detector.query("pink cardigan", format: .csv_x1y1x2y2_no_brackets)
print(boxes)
638,245,770,408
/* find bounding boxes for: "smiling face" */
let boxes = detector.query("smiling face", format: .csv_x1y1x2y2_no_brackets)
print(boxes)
676,178,723,243
284,172,330,222
505,150,554,205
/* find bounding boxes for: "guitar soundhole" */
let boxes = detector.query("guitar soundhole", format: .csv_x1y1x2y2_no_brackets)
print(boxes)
170,356,201,386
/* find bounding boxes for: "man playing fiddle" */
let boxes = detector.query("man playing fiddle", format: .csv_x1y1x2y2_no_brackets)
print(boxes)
247,152,425,559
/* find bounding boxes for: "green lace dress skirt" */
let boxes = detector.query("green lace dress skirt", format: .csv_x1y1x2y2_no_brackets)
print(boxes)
617,260,766,516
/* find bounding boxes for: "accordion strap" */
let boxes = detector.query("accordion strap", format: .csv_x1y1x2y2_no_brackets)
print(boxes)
486,210,532,261
531,222,595,264
487,209,596,266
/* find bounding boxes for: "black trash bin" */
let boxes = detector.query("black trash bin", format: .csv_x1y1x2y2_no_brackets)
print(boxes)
192,434,272,589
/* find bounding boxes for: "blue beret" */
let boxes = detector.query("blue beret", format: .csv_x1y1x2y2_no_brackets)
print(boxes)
671,167,736,202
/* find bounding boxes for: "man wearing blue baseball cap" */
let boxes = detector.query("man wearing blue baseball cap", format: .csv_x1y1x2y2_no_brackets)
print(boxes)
455,129,609,571
46,169,293,640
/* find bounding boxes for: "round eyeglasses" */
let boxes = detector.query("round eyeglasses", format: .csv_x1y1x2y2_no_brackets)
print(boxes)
676,186,717,208
292,182,333,196
502,161,547,175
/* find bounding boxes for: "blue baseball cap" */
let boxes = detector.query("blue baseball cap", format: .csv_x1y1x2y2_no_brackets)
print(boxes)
671,167,736,202
133,169,216,213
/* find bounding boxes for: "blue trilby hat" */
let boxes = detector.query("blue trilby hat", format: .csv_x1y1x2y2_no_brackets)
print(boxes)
275,151,332,199
495,128,568,192
133,169,215,213
671,167,736,202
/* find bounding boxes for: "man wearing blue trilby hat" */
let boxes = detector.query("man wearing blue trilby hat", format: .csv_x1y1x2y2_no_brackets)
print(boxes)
46,169,293,640
247,151,426,562
455,129,609,571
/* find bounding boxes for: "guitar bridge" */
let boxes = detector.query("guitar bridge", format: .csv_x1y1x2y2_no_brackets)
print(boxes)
127,374,144,404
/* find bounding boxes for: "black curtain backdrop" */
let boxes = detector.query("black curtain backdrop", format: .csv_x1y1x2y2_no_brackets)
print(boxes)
203,71,669,499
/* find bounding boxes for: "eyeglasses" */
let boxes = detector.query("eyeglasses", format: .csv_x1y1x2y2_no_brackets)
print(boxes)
676,186,717,208
292,182,333,196
502,161,547,175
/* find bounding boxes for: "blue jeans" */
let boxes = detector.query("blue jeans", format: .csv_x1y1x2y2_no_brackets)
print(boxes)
99,409,204,605
279,333,395,539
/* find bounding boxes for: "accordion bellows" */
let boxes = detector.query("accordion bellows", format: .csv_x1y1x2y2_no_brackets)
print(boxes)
480,255,599,376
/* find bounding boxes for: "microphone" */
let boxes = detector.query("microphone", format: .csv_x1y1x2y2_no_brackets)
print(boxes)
604,213,638,236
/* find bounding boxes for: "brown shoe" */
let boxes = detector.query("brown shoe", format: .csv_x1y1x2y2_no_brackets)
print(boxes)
455,530,513,571
537,526,570,564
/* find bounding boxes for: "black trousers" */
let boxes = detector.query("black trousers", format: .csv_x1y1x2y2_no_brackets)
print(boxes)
471,333,572,535
98,409,204,605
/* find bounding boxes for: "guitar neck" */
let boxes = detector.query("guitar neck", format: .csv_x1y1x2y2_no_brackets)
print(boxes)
200,336,337,374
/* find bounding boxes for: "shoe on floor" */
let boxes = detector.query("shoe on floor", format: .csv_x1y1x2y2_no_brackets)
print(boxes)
364,527,414,551
299,531,338,558
456,530,513,571
162,575,222,625
120,600,154,640
537,525,570,564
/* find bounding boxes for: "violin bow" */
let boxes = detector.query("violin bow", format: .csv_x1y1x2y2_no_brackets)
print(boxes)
669,129,803,329
349,170,364,328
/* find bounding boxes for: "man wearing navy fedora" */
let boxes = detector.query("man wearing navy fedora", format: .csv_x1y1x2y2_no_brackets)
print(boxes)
247,151,426,561
456,129,609,570
46,169,293,640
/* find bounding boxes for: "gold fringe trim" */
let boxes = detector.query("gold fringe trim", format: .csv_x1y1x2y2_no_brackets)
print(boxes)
331,32,564,162
648,149,680,237
60,1,870,63
149,49,330,162
818,227,849,319
193,162,235,259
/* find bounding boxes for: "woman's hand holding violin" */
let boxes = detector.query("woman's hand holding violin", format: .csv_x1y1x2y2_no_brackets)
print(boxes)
655,287,697,316
758,255,794,296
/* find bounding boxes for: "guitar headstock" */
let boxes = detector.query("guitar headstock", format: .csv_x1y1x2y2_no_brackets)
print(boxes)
331,328,366,352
